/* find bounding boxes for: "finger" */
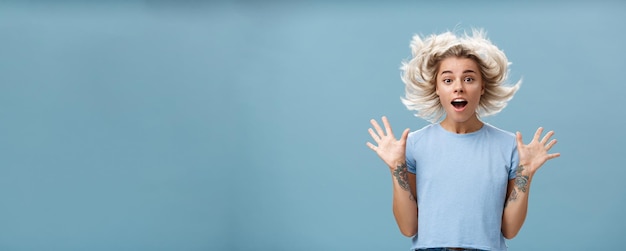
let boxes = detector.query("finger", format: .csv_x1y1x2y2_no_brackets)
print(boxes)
541,130,555,145
545,139,558,151
546,152,561,160
533,127,544,142
365,142,377,151
382,116,394,138
368,128,381,143
370,119,385,137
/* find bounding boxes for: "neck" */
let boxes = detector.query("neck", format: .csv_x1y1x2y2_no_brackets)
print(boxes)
439,115,484,134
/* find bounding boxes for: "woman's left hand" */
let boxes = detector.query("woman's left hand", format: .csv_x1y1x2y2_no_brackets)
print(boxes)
516,127,561,175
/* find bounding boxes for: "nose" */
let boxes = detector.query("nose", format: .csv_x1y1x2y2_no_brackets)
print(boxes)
453,81,463,93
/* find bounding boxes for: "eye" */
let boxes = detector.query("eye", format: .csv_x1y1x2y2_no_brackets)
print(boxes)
443,79,452,84
464,77,474,83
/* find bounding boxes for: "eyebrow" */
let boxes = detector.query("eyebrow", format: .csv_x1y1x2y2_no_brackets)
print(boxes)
440,70,477,75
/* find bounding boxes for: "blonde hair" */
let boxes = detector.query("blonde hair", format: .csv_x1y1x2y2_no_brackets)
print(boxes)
400,29,521,123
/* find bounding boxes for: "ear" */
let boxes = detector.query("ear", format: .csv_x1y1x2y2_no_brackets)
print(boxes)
481,84,485,95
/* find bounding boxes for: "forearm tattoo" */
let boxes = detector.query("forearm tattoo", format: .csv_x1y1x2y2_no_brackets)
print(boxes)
505,165,529,207
393,163,411,192
393,163,416,202
514,165,530,193
504,189,517,208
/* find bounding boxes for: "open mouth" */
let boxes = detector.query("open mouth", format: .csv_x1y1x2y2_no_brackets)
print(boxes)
451,99,468,109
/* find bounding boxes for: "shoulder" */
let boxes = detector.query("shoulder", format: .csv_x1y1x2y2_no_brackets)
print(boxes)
406,123,439,150
482,123,517,147
407,123,438,141
482,123,515,138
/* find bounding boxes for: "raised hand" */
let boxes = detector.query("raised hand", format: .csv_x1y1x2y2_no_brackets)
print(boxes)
366,116,410,169
516,127,561,175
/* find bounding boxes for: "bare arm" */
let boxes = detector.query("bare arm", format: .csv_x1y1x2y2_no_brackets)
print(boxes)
501,167,532,239
390,163,418,237
501,128,560,239
366,116,418,237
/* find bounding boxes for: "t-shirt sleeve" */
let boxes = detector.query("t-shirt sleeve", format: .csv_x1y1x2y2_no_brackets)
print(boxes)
509,142,520,180
406,156,416,174
406,136,416,174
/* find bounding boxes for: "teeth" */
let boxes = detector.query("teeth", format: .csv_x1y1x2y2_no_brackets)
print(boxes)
452,99,466,102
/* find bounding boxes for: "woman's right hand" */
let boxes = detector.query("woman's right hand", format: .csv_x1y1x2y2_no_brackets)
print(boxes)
366,116,410,169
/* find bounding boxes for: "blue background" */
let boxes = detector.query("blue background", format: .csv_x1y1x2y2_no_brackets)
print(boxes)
1,1,624,250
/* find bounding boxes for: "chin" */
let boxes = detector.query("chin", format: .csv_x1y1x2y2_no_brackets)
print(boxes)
447,113,477,123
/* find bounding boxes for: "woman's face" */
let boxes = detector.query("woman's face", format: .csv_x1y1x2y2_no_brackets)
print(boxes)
435,57,484,124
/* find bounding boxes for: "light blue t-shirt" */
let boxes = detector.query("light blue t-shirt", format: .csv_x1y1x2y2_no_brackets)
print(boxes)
405,123,519,251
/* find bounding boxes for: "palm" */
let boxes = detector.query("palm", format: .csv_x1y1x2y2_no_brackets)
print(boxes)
366,116,410,168
516,127,561,174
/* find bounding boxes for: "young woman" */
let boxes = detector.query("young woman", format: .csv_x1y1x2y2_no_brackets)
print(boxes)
366,30,560,251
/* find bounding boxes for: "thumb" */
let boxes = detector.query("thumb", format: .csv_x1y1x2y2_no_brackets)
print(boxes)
400,128,410,142
515,131,524,148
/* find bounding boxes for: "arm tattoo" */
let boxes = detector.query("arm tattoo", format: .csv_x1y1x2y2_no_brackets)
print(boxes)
393,162,411,192
505,165,528,208
514,165,530,193
504,189,518,208
393,163,416,202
